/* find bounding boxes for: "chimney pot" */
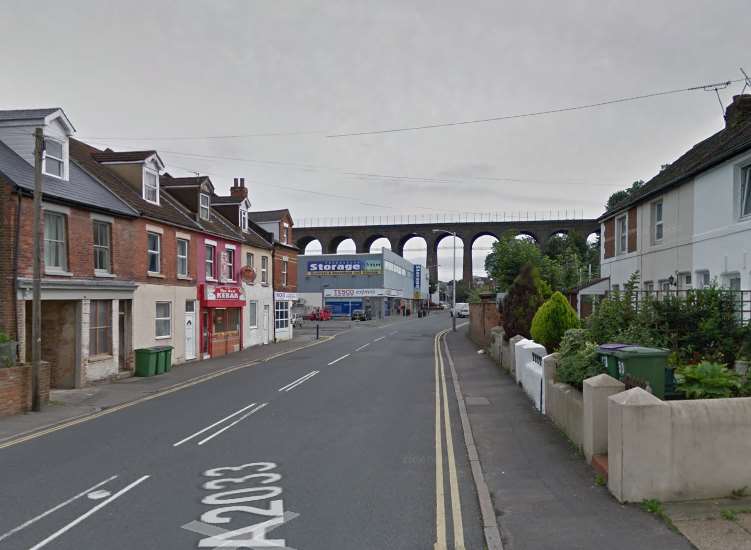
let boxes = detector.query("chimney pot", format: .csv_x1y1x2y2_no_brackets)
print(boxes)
724,94,751,128
230,177,248,200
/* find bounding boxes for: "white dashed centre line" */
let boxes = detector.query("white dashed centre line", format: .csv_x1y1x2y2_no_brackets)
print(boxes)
328,354,350,366
355,343,370,352
373,336,386,342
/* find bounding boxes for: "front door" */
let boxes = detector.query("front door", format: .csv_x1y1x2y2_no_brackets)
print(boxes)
185,300,196,361
263,305,270,345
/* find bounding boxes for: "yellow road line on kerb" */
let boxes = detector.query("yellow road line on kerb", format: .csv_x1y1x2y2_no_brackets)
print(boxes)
434,329,448,550
438,331,466,549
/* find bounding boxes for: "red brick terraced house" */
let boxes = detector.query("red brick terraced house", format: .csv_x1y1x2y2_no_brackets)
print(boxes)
247,209,299,341
0,108,140,388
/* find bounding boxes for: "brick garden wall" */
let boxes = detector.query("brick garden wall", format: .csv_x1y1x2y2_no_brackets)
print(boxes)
0,362,50,417
469,300,501,347
0,182,20,340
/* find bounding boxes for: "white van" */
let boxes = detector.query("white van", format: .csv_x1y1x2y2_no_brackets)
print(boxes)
450,303,470,318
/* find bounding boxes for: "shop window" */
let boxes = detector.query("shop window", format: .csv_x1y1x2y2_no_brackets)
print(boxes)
89,300,112,356
248,301,258,328
93,221,112,273
177,238,189,277
147,232,160,274
205,243,216,279
261,256,269,284
214,308,240,333
275,300,289,329
44,211,68,271
155,301,172,338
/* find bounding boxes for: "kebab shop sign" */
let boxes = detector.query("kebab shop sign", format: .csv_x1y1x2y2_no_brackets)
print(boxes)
203,285,246,307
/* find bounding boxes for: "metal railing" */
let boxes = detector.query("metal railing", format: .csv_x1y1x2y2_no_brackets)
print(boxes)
296,209,589,228
626,289,751,324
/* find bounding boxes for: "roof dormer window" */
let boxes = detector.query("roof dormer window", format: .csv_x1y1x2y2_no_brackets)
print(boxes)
43,138,65,179
143,167,159,205
199,193,210,220
240,209,248,231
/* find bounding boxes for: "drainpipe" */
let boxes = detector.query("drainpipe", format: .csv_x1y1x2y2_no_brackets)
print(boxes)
271,246,277,343
13,190,21,349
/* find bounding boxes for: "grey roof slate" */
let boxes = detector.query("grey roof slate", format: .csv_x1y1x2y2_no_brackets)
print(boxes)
0,140,137,217
248,209,291,223
0,108,60,122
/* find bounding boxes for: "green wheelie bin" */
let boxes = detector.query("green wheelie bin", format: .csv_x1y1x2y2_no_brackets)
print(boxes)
134,348,158,377
612,346,671,399
597,343,631,379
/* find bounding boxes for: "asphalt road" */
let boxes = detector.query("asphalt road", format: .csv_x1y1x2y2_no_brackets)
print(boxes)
0,313,482,550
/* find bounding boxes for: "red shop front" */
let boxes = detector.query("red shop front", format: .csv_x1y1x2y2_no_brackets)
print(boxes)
199,284,246,358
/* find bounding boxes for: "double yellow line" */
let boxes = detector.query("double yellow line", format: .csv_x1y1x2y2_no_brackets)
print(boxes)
434,329,465,550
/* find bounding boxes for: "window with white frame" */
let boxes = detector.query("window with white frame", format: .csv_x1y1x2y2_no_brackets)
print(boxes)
205,243,215,279
155,301,172,338
240,210,248,231
143,169,159,204
225,248,235,281
147,232,160,273
616,215,628,254
199,193,210,221
281,223,288,244
43,138,64,178
89,300,112,356
177,238,189,277
93,221,111,273
678,272,692,289
659,279,670,292
246,252,254,269
281,258,288,286
652,200,663,243
275,300,289,330
696,270,711,288
248,301,258,328
44,211,68,271
261,256,268,284
741,166,751,218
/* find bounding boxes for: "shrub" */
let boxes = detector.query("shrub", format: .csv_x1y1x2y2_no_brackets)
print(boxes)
556,328,604,389
587,272,641,344
0,331,9,344
502,263,544,340
531,291,579,351
674,361,742,399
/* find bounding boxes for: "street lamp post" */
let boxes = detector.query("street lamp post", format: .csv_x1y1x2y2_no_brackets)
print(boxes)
432,229,457,332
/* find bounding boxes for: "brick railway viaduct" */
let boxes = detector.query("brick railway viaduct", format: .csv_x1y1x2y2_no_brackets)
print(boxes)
294,219,600,285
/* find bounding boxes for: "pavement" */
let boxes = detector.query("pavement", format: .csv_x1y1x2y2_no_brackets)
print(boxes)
664,497,751,549
0,312,483,549
444,328,692,550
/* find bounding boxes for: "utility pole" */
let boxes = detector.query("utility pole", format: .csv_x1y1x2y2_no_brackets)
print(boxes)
31,128,44,412
452,234,456,332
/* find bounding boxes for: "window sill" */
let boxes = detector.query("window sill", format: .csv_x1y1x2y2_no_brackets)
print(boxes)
45,269,73,277
89,353,113,362
206,277,217,282
177,274,192,281
147,272,165,279
95,271,116,278
155,335,172,340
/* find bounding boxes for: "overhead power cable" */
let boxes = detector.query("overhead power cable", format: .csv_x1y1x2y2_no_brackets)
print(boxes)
326,78,746,138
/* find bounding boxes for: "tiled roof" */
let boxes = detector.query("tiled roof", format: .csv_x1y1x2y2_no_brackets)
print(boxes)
600,99,751,220
0,108,60,122
0,140,137,217
160,175,205,188
92,149,157,163
70,139,203,230
212,195,243,204
248,209,291,223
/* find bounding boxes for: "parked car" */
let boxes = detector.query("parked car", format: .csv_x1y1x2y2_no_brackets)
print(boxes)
351,309,372,321
304,308,332,321
450,303,470,318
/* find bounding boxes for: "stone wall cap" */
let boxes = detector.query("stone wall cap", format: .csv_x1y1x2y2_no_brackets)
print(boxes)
609,386,664,406
584,373,626,388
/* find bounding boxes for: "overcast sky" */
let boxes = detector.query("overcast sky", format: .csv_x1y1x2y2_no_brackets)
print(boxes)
2,0,749,279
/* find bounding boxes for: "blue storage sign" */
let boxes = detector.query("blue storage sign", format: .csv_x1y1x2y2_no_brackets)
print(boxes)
307,259,381,275
413,265,422,289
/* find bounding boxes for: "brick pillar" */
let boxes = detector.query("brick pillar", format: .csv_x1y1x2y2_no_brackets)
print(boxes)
16,300,26,364
427,242,438,284
111,299,119,370
79,298,90,387
463,243,473,286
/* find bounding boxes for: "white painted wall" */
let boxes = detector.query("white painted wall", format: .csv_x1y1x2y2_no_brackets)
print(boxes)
242,244,274,348
602,148,751,291
132,284,197,365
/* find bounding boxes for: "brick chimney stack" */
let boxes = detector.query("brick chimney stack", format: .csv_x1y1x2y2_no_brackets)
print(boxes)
724,95,751,128
230,177,248,200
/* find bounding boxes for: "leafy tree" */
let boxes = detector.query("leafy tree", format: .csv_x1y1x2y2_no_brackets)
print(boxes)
531,291,580,351
485,231,543,291
605,180,645,211
502,264,545,340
